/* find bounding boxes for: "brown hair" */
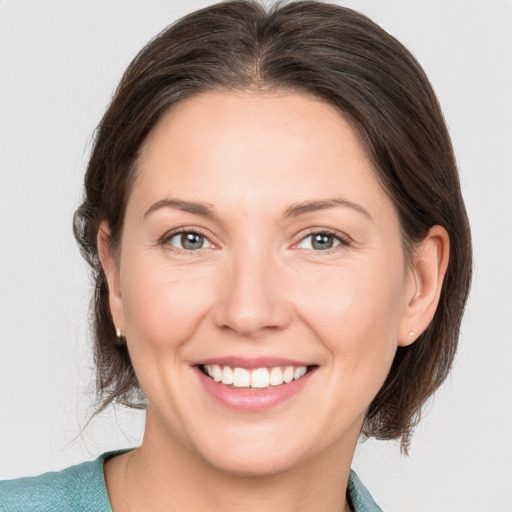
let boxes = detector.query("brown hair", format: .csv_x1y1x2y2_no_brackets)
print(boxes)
74,0,472,450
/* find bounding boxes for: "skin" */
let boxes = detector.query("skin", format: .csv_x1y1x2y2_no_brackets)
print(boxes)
99,91,449,512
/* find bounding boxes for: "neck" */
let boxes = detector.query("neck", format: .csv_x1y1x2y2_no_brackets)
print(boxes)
117,407,359,512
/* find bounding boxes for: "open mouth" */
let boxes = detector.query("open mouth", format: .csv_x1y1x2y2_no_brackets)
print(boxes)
199,364,316,390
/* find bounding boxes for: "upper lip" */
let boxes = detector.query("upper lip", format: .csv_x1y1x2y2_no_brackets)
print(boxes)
193,357,315,369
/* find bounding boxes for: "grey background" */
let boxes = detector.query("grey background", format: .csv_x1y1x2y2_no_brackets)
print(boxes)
1,1,511,510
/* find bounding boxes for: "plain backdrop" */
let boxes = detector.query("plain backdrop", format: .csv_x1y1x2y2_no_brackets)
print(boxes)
1,1,511,510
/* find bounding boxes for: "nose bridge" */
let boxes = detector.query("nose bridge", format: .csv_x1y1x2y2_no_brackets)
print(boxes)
213,240,291,336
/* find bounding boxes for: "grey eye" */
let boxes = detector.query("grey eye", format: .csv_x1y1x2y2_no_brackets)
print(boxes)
298,233,342,251
169,231,212,250
311,233,335,250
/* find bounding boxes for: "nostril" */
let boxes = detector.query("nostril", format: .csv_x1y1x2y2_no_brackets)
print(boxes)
211,272,293,336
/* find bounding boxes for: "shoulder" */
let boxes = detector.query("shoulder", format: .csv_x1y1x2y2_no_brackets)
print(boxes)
0,451,128,512
347,470,383,512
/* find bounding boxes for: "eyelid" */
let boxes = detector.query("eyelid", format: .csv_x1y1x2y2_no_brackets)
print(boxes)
160,226,217,253
159,226,352,254
292,228,352,250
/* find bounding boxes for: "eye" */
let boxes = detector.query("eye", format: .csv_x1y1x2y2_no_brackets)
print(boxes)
296,232,347,251
167,231,214,251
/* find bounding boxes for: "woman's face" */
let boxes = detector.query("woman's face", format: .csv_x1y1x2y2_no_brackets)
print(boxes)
105,91,416,475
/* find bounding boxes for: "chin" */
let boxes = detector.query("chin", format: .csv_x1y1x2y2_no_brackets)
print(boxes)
187,425,308,477
203,446,301,478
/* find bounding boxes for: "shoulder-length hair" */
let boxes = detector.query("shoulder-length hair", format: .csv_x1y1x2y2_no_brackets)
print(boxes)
74,0,472,451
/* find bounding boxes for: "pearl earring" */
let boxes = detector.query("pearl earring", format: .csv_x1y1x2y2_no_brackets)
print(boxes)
408,330,415,337
115,327,124,344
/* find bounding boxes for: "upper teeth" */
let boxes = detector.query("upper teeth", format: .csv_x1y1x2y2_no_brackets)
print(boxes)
203,365,308,388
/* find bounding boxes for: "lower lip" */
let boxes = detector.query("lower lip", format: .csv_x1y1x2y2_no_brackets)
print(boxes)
195,367,315,411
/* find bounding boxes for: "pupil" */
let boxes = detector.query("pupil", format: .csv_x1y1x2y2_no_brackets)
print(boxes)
182,232,203,250
312,233,333,250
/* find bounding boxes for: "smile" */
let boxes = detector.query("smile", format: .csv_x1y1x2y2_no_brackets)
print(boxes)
201,364,309,389
195,357,317,411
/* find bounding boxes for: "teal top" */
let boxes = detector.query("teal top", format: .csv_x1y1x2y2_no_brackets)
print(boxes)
0,451,382,511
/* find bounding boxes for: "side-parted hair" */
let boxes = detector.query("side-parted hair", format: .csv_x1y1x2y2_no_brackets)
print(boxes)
74,0,472,450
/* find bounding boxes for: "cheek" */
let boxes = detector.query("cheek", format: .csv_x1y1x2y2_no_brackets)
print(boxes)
294,260,406,436
120,255,215,350
297,258,405,373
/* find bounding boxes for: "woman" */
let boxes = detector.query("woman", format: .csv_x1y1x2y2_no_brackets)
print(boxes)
0,1,471,510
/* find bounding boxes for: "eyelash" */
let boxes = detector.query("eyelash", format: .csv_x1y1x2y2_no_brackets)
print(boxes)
294,228,351,254
160,227,351,255
160,227,214,256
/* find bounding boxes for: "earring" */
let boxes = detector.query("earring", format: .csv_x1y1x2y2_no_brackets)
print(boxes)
115,327,124,345
408,330,415,338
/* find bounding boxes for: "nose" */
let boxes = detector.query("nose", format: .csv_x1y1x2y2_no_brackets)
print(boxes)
212,249,293,337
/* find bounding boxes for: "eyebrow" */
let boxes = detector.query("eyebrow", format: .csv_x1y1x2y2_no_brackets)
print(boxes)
283,198,374,222
144,197,373,222
144,199,216,219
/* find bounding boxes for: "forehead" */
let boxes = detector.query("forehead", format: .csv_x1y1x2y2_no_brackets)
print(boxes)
131,90,393,220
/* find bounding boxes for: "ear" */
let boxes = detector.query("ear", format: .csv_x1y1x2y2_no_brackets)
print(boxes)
97,222,126,335
398,225,450,347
